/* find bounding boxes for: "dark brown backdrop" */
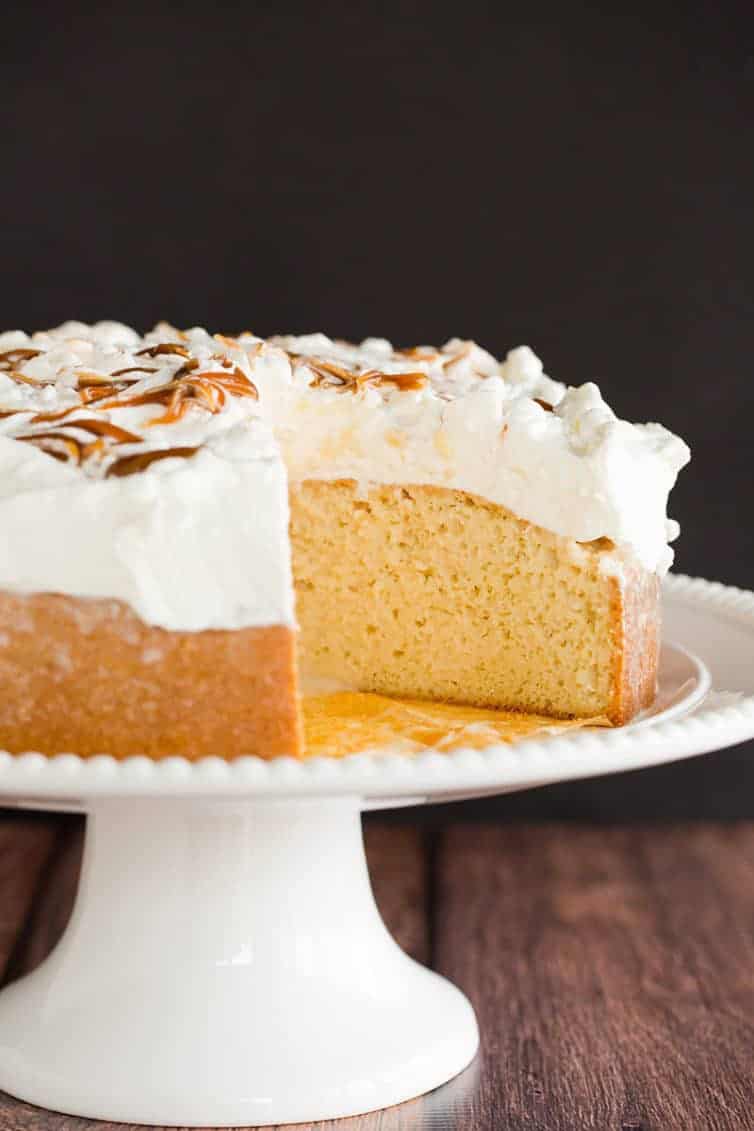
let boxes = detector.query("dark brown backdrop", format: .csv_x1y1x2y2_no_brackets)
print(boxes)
1,1,752,816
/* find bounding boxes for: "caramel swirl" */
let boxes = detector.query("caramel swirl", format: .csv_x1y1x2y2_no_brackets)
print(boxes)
4,336,258,476
106,446,200,477
5,371,47,388
63,418,142,443
19,432,86,464
17,417,143,468
135,342,190,359
0,348,42,370
395,346,439,363
109,366,158,378
305,358,427,393
98,365,258,427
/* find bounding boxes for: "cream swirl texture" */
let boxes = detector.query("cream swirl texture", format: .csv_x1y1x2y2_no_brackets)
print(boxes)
0,322,690,634
0,322,294,629
243,334,690,574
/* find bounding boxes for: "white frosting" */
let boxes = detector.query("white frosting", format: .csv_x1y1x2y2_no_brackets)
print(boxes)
0,322,690,633
0,323,294,630
244,335,690,574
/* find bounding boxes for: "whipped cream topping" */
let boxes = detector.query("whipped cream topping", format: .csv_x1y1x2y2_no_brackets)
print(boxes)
0,321,690,632
242,334,690,575
0,323,294,630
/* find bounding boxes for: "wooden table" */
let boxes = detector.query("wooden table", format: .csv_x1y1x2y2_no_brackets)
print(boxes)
0,814,752,1130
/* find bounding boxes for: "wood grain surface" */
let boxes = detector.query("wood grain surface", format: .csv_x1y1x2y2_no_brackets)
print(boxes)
0,815,752,1130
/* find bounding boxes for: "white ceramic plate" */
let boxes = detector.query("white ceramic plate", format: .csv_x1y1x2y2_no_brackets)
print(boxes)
0,572,752,805
1,572,753,1127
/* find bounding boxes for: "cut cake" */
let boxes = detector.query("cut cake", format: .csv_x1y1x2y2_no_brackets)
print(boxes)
0,323,690,757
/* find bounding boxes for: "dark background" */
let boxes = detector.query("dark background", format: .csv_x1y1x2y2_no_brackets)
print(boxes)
1,2,752,817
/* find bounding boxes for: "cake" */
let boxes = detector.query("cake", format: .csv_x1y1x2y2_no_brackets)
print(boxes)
244,333,687,724
0,323,690,759
0,323,300,758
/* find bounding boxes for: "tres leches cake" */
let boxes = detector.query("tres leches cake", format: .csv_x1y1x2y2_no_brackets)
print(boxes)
0,322,690,759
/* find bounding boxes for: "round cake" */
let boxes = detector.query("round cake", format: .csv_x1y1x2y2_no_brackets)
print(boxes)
0,321,690,758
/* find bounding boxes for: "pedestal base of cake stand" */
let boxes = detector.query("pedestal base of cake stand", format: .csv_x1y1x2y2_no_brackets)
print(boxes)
0,797,478,1126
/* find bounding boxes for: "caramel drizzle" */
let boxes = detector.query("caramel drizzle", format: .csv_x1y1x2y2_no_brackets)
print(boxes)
395,346,439,363
78,383,133,407
439,342,492,381
18,433,83,464
67,419,142,442
0,367,146,426
288,341,490,391
135,342,190,359
18,418,143,466
109,366,158,378
214,333,243,350
7,342,257,472
0,348,42,370
96,362,258,426
303,358,427,393
3,371,47,388
106,446,200,478
441,342,474,370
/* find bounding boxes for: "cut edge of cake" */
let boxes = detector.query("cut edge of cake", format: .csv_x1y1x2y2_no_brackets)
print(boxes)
0,321,688,759
290,479,659,727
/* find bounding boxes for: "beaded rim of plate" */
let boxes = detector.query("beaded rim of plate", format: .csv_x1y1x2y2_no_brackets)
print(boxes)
0,572,752,800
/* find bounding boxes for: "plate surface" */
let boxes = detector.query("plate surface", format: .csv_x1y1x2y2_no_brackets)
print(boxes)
1,573,753,806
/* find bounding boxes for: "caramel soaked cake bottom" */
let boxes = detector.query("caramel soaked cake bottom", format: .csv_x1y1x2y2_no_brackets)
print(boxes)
291,481,659,727
302,690,610,759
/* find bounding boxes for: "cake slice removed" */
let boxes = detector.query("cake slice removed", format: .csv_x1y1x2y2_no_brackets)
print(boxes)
244,332,689,726
0,322,689,761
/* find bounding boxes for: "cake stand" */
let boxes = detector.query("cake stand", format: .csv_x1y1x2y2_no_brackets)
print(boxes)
0,572,753,1127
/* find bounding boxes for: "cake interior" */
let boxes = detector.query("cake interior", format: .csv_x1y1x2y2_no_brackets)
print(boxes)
0,323,676,758
290,479,643,722
0,477,656,760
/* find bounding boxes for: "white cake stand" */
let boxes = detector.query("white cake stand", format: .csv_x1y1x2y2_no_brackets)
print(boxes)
0,572,753,1127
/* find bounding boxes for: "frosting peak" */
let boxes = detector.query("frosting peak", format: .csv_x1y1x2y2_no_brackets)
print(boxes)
0,324,262,479
0,322,690,635
0,322,293,630
243,332,690,574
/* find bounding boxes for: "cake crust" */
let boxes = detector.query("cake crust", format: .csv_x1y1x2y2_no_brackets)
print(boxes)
608,564,660,724
0,592,302,759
